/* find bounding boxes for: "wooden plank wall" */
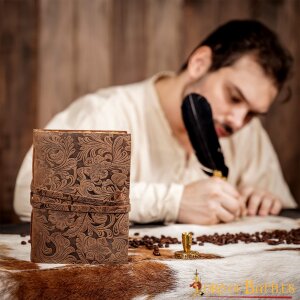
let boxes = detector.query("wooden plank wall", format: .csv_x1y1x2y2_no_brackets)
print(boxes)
1,0,299,223
0,0,38,223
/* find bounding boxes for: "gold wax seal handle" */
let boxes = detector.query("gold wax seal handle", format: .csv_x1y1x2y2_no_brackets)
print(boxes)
174,250,201,259
182,231,192,252
174,232,200,259
213,170,227,180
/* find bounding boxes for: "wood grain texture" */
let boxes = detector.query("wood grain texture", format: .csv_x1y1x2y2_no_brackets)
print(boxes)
262,0,300,201
1,0,299,223
112,0,147,84
182,0,220,64
0,0,38,223
145,0,183,75
75,0,113,95
37,0,75,127
217,0,252,23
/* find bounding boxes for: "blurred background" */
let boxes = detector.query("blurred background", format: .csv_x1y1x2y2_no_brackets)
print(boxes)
0,0,299,223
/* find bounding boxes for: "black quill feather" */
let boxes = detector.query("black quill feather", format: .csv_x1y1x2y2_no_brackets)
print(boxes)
181,93,229,178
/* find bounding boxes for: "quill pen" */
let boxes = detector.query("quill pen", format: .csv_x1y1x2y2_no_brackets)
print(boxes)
181,93,229,178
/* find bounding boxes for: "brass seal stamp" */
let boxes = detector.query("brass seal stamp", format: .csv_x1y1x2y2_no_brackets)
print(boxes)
174,232,200,259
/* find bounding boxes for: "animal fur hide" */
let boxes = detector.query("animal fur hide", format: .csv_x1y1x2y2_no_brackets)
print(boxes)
0,216,299,300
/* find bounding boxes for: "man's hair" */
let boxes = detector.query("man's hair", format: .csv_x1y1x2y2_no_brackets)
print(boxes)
180,20,293,90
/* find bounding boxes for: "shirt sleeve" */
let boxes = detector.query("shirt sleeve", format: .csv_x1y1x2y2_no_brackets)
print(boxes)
13,92,184,223
14,151,184,224
14,93,126,222
235,118,297,208
14,156,184,223
13,147,33,222
130,182,184,224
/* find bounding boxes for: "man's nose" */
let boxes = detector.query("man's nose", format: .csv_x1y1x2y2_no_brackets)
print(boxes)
228,106,249,131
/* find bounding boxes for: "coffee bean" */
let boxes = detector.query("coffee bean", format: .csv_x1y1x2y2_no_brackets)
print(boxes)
153,248,161,256
267,240,281,245
129,228,300,250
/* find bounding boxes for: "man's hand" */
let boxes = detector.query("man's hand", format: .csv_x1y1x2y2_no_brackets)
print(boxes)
239,186,282,216
178,178,244,225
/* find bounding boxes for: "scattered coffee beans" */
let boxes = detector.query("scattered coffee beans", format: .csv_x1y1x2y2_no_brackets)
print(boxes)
129,228,300,251
129,234,181,250
196,228,300,246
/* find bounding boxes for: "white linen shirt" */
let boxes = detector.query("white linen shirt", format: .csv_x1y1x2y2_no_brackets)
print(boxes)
14,73,297,223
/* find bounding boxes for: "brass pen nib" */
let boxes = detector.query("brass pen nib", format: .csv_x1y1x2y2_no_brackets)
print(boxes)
174,232,200,259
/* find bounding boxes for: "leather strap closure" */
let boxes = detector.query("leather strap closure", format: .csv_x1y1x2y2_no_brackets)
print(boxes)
31,193,130,213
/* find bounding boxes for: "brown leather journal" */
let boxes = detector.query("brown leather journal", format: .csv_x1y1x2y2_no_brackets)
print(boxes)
30,129,131,264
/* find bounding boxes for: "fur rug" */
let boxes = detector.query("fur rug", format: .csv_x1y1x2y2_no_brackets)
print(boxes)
0,216,299,299
0,256,175,299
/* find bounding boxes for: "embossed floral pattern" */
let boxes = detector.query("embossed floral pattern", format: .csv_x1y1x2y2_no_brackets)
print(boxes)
76,234,112,262
48,211,76,231
31,130,131,264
